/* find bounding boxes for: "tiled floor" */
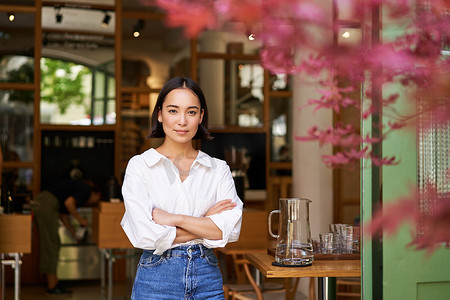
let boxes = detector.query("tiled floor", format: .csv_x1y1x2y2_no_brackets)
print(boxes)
2,280,131,300
2,279,308,300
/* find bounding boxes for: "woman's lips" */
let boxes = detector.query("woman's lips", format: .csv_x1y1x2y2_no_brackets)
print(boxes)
175,130,188,135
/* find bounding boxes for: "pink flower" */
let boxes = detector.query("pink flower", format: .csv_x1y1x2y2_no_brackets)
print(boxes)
370,155,399,166
215,0,262,26
295,123,361,147
388,121,407,130
361,134,381,144
365,198,419,237
292,1,326,23
382,94,399,106
366,184,450,255
321,147,369,168
260,47,298,74
322,152,351,166
155,0,217,37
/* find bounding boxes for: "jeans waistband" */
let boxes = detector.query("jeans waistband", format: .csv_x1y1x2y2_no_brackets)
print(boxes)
144,244,211,259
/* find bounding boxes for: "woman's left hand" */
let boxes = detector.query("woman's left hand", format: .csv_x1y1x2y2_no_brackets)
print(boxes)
205,199,236,216
152,208,178,226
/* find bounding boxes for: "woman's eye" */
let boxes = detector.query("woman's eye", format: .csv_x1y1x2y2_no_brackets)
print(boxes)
168,109,177,114
188,110,197,115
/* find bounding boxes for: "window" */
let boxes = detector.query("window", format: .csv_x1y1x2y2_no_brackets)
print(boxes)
40,57,115,125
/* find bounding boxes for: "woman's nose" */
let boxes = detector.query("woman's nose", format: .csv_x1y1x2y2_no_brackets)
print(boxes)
178,113,187,125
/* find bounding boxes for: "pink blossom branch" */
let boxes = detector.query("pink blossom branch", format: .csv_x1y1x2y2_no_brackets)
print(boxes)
148,0,450,254
365,183,450,255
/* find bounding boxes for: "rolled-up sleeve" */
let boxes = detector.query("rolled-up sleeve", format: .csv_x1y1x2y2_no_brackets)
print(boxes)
120,156,176,255
202,162,243,248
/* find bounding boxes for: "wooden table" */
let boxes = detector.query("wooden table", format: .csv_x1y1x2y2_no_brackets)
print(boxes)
0,214,32,300
246,252,360,300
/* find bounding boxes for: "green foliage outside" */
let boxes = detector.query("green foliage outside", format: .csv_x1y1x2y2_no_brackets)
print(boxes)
4,60,34,104
2,57,91,115
40,58,91,114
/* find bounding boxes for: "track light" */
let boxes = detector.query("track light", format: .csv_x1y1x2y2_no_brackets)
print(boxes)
102,11,111,27
54,6,63,24
133,20,144,38
7,12,14,22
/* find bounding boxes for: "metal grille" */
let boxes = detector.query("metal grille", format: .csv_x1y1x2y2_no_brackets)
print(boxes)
417,95,450,236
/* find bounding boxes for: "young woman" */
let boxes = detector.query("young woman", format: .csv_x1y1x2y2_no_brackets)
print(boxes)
121,77,243,299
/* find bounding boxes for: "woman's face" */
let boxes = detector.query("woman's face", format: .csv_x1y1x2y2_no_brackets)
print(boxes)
158,88,204,144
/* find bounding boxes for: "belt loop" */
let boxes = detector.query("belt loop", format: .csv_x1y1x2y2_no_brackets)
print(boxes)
187,245,193,258
165,249,171,259
199,244,205,257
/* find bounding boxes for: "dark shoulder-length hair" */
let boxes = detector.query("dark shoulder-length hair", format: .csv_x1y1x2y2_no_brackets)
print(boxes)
148,77,212,140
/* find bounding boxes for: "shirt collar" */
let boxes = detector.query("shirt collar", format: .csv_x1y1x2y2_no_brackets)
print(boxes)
142,148,165,167
195,150,213,168
142,148,213,168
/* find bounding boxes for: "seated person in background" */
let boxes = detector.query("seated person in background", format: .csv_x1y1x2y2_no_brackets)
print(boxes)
32,179,102,295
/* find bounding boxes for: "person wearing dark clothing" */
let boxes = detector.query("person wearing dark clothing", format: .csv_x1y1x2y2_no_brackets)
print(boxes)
32,180,101,295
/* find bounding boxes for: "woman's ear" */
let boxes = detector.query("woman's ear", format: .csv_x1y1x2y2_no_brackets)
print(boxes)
199,109,204,124
158,109,162,123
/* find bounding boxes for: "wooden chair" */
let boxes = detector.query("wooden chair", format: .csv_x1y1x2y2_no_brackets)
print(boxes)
337,277,361,299
266,176,293,213
223,256,300,300
223,257,264,300
220,210,269,285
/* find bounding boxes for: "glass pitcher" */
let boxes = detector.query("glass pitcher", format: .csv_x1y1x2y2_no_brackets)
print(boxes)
268,198,314,266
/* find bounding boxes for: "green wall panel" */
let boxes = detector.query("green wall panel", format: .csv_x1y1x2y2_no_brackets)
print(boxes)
417,281,450,300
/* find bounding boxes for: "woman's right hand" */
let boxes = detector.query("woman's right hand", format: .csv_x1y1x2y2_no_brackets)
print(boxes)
204,199,236,217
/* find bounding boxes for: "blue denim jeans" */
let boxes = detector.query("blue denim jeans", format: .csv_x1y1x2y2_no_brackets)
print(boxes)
131,244,225,300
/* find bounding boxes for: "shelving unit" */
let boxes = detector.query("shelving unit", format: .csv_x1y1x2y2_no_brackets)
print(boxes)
331,0,363,224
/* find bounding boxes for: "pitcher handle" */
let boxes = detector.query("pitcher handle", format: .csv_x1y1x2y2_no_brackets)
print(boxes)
268,210,280,238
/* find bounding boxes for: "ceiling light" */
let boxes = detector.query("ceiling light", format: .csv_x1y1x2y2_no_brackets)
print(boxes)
133,20,144,38
55,6,63,24
7,13,14,22
102,11,111,27
342,31,351,39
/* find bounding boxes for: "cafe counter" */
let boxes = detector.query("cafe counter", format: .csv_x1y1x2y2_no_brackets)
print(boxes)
92,202,132,249
0,213,32,300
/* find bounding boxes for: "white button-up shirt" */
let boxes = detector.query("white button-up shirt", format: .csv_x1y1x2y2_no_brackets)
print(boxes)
121,148,243,255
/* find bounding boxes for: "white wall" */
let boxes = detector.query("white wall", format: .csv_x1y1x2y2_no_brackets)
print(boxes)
292,75,333,238
291,0,334,297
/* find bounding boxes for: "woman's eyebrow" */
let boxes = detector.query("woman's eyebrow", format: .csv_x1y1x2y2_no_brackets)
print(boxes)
165,104,199,110
165,104,179,109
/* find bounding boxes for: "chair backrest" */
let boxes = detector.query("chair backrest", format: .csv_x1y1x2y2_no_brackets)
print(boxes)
267,176,293,212
226,210,269,250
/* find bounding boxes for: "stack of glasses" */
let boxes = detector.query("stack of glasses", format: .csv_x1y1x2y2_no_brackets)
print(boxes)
316,224,360,254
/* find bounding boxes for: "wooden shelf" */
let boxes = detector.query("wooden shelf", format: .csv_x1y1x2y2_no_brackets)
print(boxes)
269,161,292,170
40,124,116,131
208,126,266,134
121,109,150,118
2,161,33,169
197,52,260,61
121,86,160,93
0,83,35,91
0,5,37,13
268,90,292,98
